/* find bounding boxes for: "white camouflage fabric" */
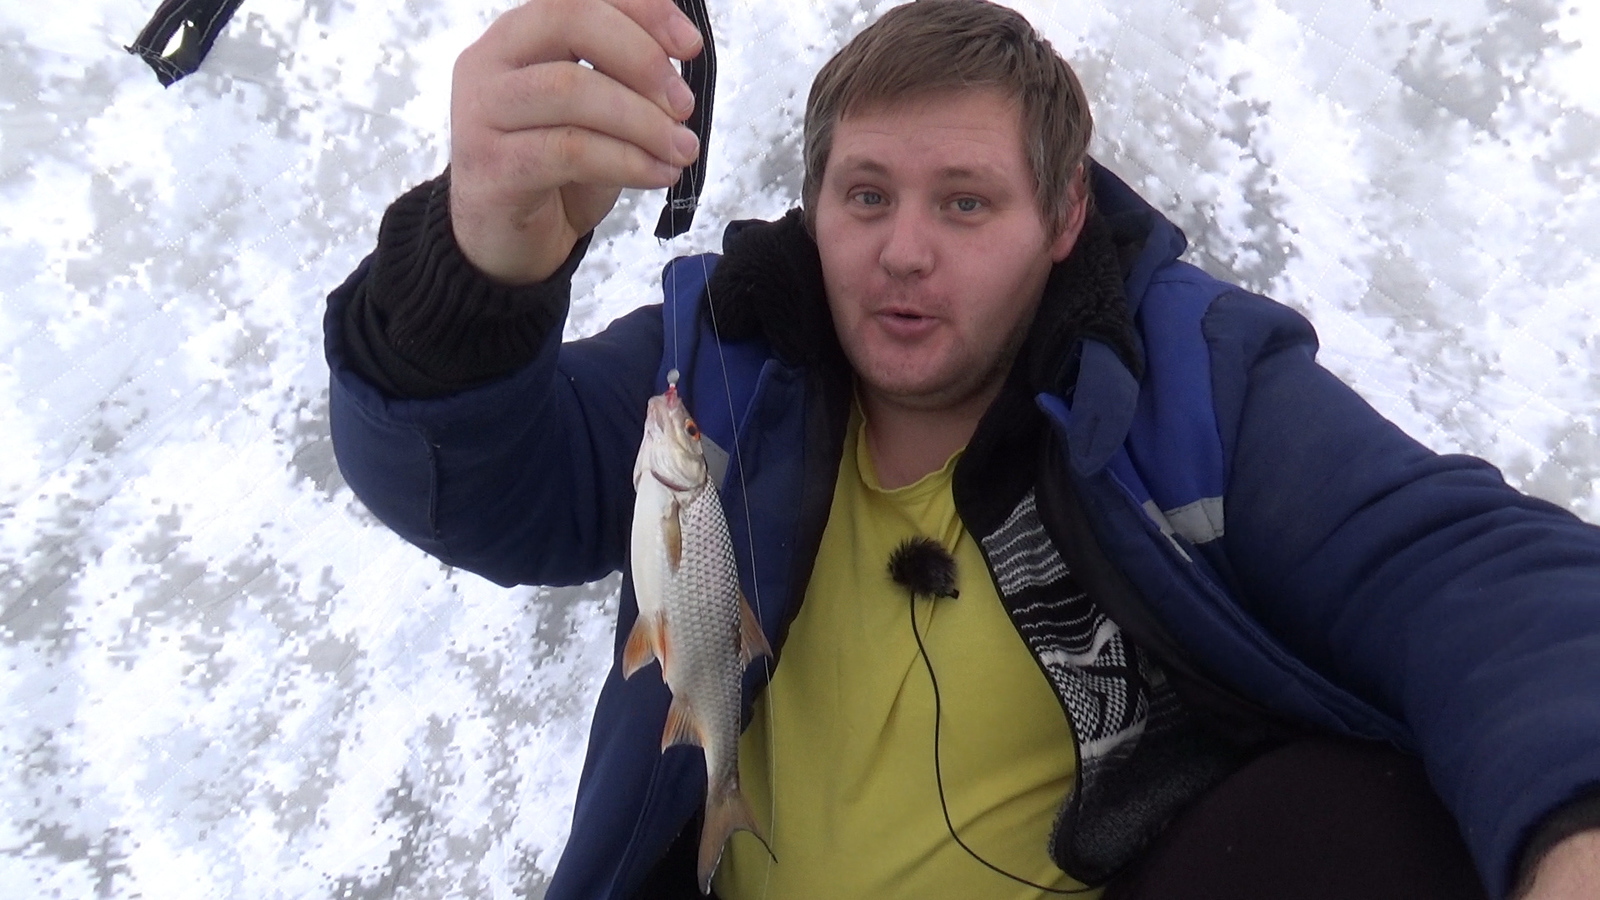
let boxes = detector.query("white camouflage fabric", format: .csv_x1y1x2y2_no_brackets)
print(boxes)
3,0,1598,896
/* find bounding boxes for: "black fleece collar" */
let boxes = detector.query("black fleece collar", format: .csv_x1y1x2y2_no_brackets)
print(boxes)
703,206,1147,398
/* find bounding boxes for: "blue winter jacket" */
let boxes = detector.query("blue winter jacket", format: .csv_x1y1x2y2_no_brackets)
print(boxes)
326,164,1600,899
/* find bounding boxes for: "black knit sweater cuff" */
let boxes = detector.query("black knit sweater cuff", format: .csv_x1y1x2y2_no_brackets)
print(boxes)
343,169,592,398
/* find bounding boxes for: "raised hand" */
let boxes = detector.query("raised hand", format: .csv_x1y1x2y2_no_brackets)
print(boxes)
448,0,704,284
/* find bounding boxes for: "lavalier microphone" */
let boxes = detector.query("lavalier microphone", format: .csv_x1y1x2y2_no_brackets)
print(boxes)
887,536,960,600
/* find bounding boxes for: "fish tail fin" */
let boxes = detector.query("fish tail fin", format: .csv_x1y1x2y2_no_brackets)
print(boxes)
622,612,667,679
737,591,772,667
697,781,771,894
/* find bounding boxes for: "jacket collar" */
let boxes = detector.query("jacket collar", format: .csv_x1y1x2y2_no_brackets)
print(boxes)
702,160,1180,399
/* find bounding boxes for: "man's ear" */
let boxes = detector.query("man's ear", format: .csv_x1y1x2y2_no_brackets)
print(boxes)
1048,169,1090,262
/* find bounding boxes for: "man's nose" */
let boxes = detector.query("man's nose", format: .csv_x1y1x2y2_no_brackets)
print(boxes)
879,207,935,279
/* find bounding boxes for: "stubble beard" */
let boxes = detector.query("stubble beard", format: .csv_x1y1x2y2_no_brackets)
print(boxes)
849,306,1034,416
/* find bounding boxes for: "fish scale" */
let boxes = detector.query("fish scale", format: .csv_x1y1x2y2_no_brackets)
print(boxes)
663,485,746,805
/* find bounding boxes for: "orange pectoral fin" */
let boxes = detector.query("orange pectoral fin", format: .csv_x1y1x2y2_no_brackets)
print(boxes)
622,613,664,679
661,696,704,752
663,502,682,571
737,591,773,666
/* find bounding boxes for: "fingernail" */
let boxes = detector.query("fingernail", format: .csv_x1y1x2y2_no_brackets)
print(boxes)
668,77,695,118
673,126,700,164
655,161,683,185
669,15,702,54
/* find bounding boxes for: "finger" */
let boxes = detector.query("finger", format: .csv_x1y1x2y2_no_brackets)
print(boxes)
480,61,700,168
558,0,701,120
503,124,685,192
484,0,700,120
601,0,700,59
606,0,704,59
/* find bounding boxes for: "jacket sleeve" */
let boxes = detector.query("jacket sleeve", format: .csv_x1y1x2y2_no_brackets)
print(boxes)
1203,290,1600,898
339,169,593,397
324,181,663,588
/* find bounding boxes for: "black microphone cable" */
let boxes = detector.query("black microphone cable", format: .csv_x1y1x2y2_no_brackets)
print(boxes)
889,537,1099,896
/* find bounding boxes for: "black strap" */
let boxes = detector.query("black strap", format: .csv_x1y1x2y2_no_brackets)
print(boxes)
655,0,717,239
125,0,246,87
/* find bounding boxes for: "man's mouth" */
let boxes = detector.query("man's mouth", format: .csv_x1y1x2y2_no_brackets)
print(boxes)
880,304,934,321
873,307,940,338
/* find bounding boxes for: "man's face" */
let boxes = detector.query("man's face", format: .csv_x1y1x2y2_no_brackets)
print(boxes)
813,89,1084,415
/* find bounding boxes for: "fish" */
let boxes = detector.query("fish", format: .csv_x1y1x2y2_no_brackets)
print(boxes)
626,381,773,894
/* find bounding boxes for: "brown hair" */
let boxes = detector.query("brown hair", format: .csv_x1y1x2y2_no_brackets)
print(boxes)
802,0,1093,237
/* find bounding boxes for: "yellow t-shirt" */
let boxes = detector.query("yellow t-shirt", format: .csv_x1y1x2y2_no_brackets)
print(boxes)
715,406,1098,899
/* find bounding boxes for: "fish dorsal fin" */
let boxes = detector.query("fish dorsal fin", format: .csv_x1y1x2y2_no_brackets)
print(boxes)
662,696,703,751
621,611,665,679
700,434,730,490
737,591,772,666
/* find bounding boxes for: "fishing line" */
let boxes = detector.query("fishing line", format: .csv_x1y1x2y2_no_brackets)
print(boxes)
907,590,1100,895
688,189,784,895
695,244,784,890
658,0,782,889
662,0,716,378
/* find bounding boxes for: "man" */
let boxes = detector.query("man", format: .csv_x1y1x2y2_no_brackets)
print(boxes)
324,0,1600,897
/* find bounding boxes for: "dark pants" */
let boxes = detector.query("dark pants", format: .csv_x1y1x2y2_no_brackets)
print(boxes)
1103,738,1489,900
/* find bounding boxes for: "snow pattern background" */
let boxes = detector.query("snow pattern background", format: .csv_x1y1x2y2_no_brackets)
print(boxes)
2,0,1597,896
